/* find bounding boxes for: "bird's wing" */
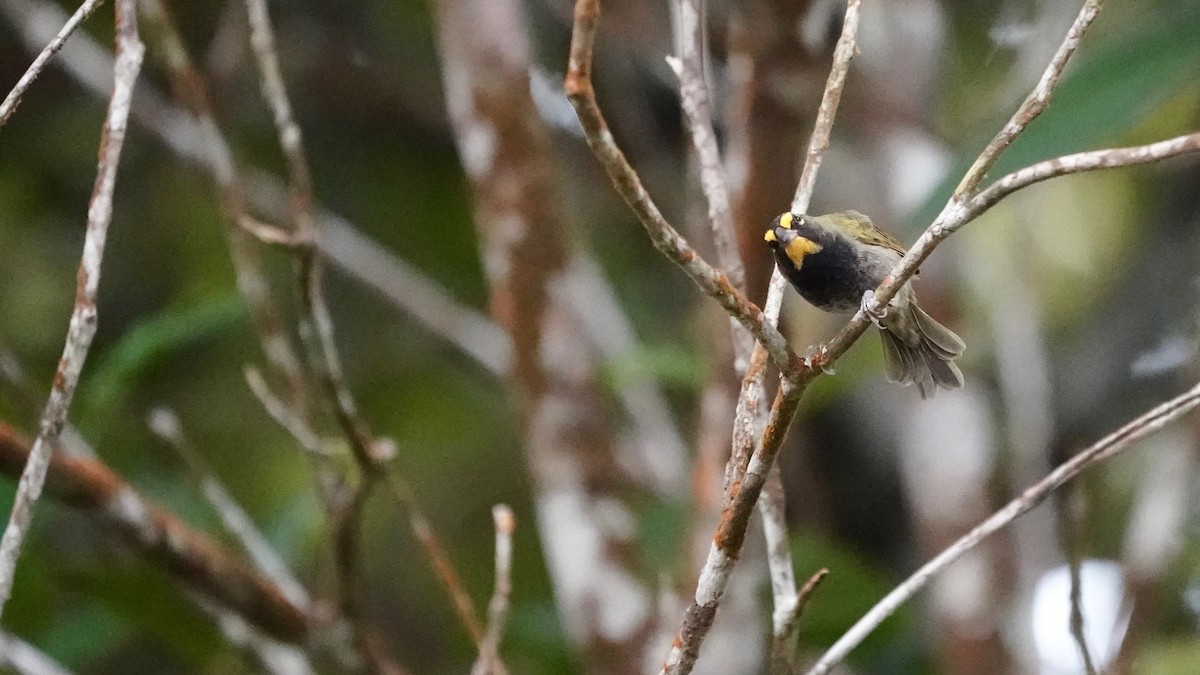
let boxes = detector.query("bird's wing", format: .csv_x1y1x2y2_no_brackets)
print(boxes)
836,210,908,256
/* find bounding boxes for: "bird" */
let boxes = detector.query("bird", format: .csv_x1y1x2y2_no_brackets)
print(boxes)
764,210,964,398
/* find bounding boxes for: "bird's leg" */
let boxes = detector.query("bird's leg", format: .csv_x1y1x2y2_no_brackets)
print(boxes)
861,290,888,329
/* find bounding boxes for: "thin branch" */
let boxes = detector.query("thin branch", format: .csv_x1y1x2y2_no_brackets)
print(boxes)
0,423,310,642
147,407,311,610
4,0,503,382
0,631,73,675
1061,487,1098,675
668,0,743,294
136,0,309,405
726,0,862,490
955,0,1104,197
770,568,829,675
242,5,486,670
381,472,484,643
671,4,800,636
968,132,1200,218
243,367,331,459
242,0,374,469
243,366,343,514
564,0,800,380
188,593,316,675
791,0,863,216
661,379,807,674
806,381,1200,674
0,0,107,127
471,505,515,675
658,2,864,671
0,0,143,621
758,465,797,659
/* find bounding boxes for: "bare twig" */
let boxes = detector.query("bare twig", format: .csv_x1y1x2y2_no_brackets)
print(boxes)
189,593,315,675
380,472,484,643
671,4,800,643
242,0,374,468
955,0,1104,197
241,2,482,664
0,0,107,127
243,367,330,459
565,0,800,380
471,505,515,675
243,366,343,514
969,133,1200,217
0,631,73,675
727,0,862,491
668,0,743,296
0,424,310,642
237,214,302,248
758,465,798,671
5,0,509,383
657,2,864,671
790,0,862,216
770,568,829,674
147,407,311,610
1061,487,1098,675
0,0,143,621
136,0,309,405
807,381,1200,674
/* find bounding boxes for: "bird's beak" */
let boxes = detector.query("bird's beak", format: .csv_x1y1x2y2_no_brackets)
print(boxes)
767,227,821,268
765,226,796,247
764,228,779,246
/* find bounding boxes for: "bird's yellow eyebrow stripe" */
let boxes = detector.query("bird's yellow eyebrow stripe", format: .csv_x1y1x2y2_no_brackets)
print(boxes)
784,236,822,268
779,212,793,229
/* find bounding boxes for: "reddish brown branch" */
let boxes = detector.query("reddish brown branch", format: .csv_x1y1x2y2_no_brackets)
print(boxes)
565,0,800,380
0,424,309,643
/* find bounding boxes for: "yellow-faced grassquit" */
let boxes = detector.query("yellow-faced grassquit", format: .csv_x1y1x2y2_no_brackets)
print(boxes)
764,210,964,398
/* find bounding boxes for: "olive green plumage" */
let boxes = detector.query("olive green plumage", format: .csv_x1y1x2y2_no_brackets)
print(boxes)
764,210,965,398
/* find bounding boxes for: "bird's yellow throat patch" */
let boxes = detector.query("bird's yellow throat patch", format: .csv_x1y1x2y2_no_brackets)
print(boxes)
784,236,822,268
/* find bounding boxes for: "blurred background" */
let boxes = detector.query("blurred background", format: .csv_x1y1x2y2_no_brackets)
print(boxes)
1,0,1199,673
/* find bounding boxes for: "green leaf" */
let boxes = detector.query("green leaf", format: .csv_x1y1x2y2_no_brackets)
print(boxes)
82,294,246,415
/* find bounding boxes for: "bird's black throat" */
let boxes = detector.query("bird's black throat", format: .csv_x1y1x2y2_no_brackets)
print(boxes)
774,234,872,312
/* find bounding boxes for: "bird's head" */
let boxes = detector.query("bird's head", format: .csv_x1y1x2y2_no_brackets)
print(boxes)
764,212,824,269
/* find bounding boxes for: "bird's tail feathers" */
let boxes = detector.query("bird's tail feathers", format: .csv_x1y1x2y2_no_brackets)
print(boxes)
879,305,964,399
